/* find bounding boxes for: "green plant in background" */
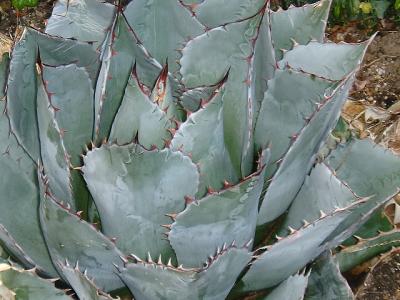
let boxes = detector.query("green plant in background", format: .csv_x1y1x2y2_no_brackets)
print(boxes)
0,0,400,299
11,0,39,10
273,0,399,23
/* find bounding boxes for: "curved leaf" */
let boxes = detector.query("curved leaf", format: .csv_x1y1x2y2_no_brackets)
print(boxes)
46,0,115,49
39,182,125,292
305,252,354,300
336,230,400,272
187,0,267,28
270,0,331,60
278,39,372,81
119,246,251,300
0,263,70,300
277,163,357,236
262,272,309,300
0,100,57,276
82,144,199,260
94,15,163,141
169,150,269,267
180,12,263,176
123,0,204,75
241,203,358,292
37,72,73,207
58,262,115,300
257,75,354,225
7,28,99,160
171,85,238,196
254,69,336,171
109,69,174,148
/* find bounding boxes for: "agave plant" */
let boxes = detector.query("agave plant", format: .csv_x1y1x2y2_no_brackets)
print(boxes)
0,0,399,299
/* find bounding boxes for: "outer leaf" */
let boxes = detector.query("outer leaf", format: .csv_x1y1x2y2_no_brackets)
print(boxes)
7,28,99,160
42,64,94,215
0,53,9,99
123,0,204,75
270,0,331,60
58,262,115,300
326,139,400,238
46,0,116,49
277,163,357,235
240,207,354,292
94,15,162,141
305,252,354,300
240,191,394,293
37,72,73,207
337,230,400,273
42,64,94,166
180,13,263,176
82,144,199,260
39,183,125,292
187,0,267,28
169,150,269,267
253,8,276,117
262,272,309,300
119,247,252,300
278,39,373,81
257,75,354,225
0,263,70,300
109,69,174,148
254,69,336,170
171,85,238,196
0,100,57,276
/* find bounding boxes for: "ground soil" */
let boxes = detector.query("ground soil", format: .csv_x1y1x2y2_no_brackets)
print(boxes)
0,2,399,299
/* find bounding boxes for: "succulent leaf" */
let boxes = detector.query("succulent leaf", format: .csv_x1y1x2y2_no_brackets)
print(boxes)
277,163,358,236
42,64,94,166
0,100,57,276
94,15,163,141
0,53,9,100
37,71,74,208
109,69,174,148
119,246,252,300
278,39,373,81
180,84,220,112
305,252,354,300
186,0,267,29
0,263,70,299
39,180,125,292
46,0,116,49
326,139,400,239
171,85,239,196
169,149,269,267
270,0,331,60
336,230,400,273
254,69,336,173
257,75,354,225
7,28,99,160
123,0,204,75
240,205,356,292
180,12,263,176
261,272,309,300
58,261,115,300
82,144,199,260
252,8,276,117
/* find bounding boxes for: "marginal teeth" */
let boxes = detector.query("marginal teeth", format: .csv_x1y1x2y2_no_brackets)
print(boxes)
167,258,173,267
147,252,153,263
158,254,163,265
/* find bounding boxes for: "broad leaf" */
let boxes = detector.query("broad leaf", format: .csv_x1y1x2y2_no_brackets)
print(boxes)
82,144,199,260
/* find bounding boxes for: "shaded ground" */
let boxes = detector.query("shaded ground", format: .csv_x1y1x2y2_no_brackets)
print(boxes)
0,0,54,35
